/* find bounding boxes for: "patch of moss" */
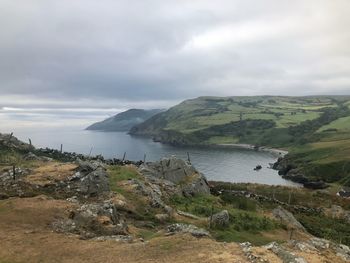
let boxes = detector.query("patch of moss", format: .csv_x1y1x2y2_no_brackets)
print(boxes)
108,165,140,194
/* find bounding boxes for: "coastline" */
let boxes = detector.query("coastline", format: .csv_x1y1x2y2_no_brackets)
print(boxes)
214,143,288,157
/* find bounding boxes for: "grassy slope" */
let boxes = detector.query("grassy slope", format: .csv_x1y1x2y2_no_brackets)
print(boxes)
130,95,350,184
131,96,341,141
174,96,329,133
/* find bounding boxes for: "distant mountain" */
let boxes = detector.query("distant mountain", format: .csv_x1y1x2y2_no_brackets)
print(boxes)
86,109,164,132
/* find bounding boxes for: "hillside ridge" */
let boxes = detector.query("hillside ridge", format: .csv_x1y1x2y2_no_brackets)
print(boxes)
130,95,350,187
86,108,163,132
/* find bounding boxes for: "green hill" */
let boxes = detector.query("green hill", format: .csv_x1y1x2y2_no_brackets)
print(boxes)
130,95,350,186
86,109,163,132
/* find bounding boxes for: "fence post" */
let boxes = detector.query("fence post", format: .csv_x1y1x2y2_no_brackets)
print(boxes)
12,165,16,181
88,147,93,157
209,204,214,229
143,154,146,163
187,152,191,164
122,152,126,161
60,144,63,153
289,228,295,240
8,132,13,143
28,138,32,147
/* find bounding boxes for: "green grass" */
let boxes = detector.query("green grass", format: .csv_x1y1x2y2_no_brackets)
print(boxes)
317,116,350,132
205,136,239,144
165,97,328,133
210,182,350,210
210,182,350,245
213,225,279,245
108,165,140,194
0,148,23,165
170,194,220,216
275,111,321,128
296,213,350,245
169,194,281,245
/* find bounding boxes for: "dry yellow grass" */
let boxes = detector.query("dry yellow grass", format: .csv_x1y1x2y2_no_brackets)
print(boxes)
24,162,77,186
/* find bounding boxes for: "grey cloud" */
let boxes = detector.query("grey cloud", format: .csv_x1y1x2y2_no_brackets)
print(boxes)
0,0,349,108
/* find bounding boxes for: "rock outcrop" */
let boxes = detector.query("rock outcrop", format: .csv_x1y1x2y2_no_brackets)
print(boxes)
53,201,128,239
272,206,306,232
273,157,329,189
67,159,110,197
0,133,32,151
138,156,210,197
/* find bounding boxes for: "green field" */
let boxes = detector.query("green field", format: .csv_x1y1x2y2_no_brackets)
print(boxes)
162,96,335,133
317,116,350,132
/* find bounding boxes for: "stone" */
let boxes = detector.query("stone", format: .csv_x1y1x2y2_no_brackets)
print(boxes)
329,205,350,223
272,206,306,232
181,173,211,197
139,156,210,197
177,210,201,220
92,235,133,243
54,201,128,239
167,223,210,238
23,152,53,162
309,238,330,250
67,161,110,197
265,242,307,263
290,240,318,253
333,243,350,261
154,213,169,223
209,210,230,228
140,156,197,183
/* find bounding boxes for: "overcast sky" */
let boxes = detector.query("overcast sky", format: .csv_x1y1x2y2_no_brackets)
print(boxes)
1,0,350,130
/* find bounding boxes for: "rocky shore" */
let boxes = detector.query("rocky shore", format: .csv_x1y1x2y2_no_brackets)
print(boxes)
273,156,329,189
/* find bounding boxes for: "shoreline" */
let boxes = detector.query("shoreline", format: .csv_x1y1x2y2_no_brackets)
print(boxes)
213,143,288,157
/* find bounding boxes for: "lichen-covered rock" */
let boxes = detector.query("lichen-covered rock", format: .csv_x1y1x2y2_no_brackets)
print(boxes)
308,237,330,250
290,240,318,253
54,201,128,239
23,152,53,162
210,210,230,228
181,173,210,197
140,156,197,183
265,242,307,263
138,156,210,197
167,223,210,238
333,243,350,262
92,235,133,243
272,206,306,232
68,160,109,197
